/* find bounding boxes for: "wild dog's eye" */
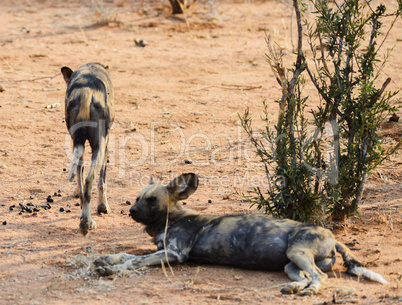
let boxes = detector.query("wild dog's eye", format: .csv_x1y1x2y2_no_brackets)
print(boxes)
147,196,157,204
135,197,139,203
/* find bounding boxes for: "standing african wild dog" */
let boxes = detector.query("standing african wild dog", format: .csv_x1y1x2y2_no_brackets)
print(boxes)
61,62,115,236
94,173,388,296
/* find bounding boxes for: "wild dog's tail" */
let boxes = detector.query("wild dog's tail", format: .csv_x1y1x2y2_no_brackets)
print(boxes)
76,88,92,122
335,242,388,284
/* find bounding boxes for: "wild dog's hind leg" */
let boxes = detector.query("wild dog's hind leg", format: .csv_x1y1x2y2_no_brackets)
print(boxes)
285,247,328,296
316,257,336,272
282,226,336,295
77,157,85,202
97,139,111,214
281,262,312,294
73,185,80,198
97,165,110,214
79,148,100,235
70,145,84,198
281,257,335,294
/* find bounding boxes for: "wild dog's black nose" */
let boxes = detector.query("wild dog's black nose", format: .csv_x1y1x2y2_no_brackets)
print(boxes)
129,205,137,217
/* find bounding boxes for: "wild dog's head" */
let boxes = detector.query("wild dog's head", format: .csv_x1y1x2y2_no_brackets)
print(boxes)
129,173,198,227
61,62,109,84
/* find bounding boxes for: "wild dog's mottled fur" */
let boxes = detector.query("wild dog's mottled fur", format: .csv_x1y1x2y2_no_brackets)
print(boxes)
94,173,388,295
61,62,115,235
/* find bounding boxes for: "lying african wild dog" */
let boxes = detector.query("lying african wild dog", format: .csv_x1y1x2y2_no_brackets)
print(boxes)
94,173,388,295
61,62,115,236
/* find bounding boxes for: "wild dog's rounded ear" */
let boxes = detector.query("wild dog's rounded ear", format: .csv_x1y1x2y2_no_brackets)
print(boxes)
167,173,198,201
61,67,73,84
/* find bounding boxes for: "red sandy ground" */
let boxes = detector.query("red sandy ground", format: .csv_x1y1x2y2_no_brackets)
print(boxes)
0,1,401,304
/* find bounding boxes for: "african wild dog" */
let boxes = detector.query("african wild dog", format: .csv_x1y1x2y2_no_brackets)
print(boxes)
61,62,115,236
94,173,388,295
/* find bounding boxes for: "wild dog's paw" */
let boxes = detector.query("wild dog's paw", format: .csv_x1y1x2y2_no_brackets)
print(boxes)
281,283,302,295
94,254,130,267
68,168,76,182
97,202,111,214
79,217,96,235
299,286,318,296
281,280,311,295
73,186,80,198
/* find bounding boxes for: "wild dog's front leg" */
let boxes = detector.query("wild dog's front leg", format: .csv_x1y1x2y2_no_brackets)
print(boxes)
95,249,186,276
94,253,137,267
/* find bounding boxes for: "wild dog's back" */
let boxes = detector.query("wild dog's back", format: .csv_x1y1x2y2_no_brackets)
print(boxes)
62,62,114,133
186,214,297,270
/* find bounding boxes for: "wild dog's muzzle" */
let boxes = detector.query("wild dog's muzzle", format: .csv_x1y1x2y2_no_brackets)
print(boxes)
129,205,137,219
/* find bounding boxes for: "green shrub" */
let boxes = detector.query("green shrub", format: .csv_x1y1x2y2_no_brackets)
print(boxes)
241,0,401,223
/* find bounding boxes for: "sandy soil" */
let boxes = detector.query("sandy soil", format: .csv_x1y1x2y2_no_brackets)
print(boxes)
0,0,401,304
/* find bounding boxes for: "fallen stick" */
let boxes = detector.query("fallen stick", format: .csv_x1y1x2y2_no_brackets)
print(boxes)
17,247,53,251
0,73,59,82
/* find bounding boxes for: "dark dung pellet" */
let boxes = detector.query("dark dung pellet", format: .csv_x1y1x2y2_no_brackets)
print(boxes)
2,221,7,225
59,207,65,212
47,197,54,203
208,199,212,203
75,202,80,207
126,200,131,205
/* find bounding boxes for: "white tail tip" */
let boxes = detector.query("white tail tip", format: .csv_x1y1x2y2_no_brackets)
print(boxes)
351,267,389,285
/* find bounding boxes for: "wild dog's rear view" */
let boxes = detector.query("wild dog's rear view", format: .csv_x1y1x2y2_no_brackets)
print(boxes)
61,62,115,235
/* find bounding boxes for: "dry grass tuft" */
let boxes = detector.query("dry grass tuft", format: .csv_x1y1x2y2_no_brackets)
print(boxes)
87,0,120,27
